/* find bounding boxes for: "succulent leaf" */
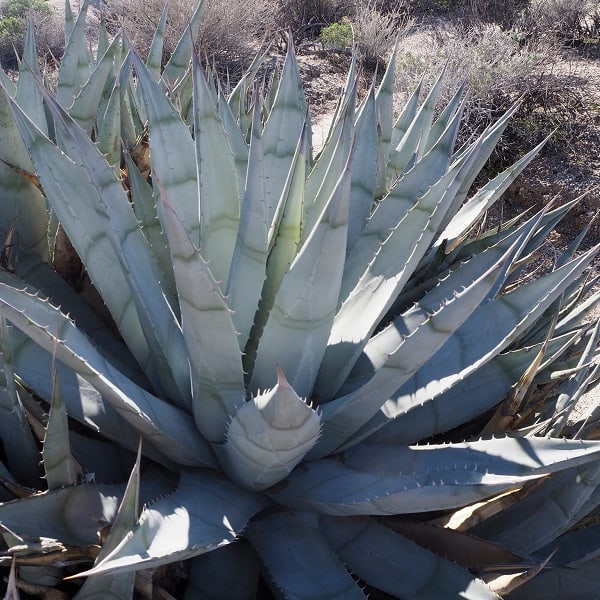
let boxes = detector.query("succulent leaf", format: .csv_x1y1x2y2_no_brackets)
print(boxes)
316,113,477,402
0,483,124,546
161,0,205,87
0,319,41,488
226,91,269,349
0,83,48,261
534,521,600,566
347,87,378,251
56,0,92,108
96,81,122,167
250,148,352,396
340,101,462,306
184,541,261,600
0,281,214,467
320,516,501,599
272,438,600,516
508,558,600,600
125,152,178,309
69,35,122,134
374,45,397,195
219,86,250,195
387,68,444,178
437,139,547,256
302,96,354,246
219,367,320,490
387,78,421,167
311,246,508,456
471,461,600,554
0,304,167,464
158,187,245,442
16,18,46,136
76,470,265,577
42,367,82,489
246,510,367,599
368,247,600,442
131,51,200,244
368,333,579,445
192,54,241,285
9,85,192,407
72,442,141,598
261,41,307,227
425,81,467,156
146,0,169,80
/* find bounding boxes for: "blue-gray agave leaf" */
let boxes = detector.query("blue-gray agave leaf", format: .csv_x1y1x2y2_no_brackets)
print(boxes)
158,187,245,443
246,510,367,599
321,516,501,600
0,318,41,488
508,557,600,600
42,367,83,489
219,367,320,491
184,541,261,600
272,438,600,516
73,441,141,598
0,280,213,468
76,470,265,577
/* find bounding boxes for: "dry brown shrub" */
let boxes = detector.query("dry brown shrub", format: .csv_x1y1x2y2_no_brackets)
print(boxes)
352,0,411,65
276,0,349,34
394,21,559,163
101,0,275,72
520,0,600,41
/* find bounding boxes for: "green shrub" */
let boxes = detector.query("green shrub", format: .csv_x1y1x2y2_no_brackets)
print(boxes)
1,0,49,19
0,15,24,40
319,19,353,48
0,0,62,68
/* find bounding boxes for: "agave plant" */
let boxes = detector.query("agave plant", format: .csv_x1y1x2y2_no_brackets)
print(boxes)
1,1,600,598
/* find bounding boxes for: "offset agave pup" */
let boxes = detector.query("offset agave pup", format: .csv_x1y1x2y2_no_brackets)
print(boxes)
1,1,600,598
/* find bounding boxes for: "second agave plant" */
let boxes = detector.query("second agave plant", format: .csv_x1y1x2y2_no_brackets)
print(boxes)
1,1,600,598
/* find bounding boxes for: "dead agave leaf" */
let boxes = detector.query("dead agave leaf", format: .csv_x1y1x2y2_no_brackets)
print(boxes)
0,160,43,194
0,476,37,499
483,330,550,433
0,546,100,567
129,131,151,179
433,479,546,531
483,550,557,596
382,518,532,571
4,558,20,600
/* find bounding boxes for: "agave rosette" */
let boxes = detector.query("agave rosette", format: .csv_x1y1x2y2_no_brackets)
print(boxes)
1,1,600,598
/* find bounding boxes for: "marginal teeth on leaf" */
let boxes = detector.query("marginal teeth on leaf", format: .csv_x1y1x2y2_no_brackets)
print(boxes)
219,367,321,491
